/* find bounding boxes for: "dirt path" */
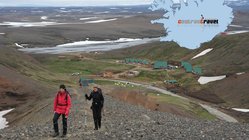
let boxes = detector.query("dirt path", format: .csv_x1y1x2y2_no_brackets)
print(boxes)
104,79,238,123
112,64,139,79
199,104,238,123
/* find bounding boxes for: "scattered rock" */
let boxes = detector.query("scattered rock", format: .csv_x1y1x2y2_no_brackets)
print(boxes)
141,114,151,121
0,95,248,139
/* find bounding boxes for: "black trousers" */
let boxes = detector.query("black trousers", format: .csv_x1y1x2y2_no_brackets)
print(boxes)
92,105,102,129
53,112,67,134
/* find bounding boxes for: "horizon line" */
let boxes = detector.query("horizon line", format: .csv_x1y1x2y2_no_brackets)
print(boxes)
0,4,151,8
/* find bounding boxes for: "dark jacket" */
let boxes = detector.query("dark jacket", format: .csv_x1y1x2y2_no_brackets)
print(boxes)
85,89,104,108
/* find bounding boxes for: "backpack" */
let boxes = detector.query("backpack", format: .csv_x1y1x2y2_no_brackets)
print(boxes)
56,90,71,105
98,88,102,95
97,88,104,107
65,89,71,98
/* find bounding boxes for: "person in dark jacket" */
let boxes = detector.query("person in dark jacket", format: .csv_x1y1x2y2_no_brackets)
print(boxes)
52,84,71,138
85,85,104,130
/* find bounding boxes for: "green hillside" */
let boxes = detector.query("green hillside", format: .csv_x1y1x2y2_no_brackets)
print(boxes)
97,41,191,61
190,32,249,75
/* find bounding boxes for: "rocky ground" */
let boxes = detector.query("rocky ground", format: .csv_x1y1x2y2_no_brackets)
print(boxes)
0,87,249,140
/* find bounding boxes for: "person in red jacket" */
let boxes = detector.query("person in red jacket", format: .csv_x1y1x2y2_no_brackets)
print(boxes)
52,84,71,138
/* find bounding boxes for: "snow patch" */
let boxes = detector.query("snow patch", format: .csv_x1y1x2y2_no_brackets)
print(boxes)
0,33,5,35
19,38,159,54
95,11,110,14
124,16,133,18
110,7,119,10
229,24,243,28
192,48,213,59
15,43,25,48
236,72,245,75
58,9,72,13
79,17,97,21
84,18,117,24
232,108,249,113
198,76,226,84
41,16,48,20
0,109,14,129
0,22,65,27
57,38,141,47
224,30,249,35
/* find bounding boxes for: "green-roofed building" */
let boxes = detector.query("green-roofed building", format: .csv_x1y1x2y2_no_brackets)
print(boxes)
125,58,149,65
181,61,188,67
193,67,202,75
125,58,128,63
142,60,149,65
164,80,178,84
181,61,192,73
185,63,192,73
125,58,134,63
130,58,135,63
181,61,202,74
154,61,168,69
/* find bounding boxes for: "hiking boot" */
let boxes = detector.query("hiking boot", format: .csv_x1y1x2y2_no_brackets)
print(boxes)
94,128,98,130
52,132,59,137
94,121,98,130
61,134,67,138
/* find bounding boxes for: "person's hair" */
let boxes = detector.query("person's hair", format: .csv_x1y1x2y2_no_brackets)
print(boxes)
60,84,66,90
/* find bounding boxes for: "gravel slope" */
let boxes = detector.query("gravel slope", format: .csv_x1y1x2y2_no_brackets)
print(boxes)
0,87,248,140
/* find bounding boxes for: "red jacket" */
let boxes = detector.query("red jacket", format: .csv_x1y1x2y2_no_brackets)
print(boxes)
54,91,71,116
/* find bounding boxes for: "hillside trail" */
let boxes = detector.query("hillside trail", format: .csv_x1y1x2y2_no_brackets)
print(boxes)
103,79,238,123
110,64,239,123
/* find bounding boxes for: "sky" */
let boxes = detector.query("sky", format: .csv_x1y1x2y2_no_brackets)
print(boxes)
150,0,234,49
0,0,153,7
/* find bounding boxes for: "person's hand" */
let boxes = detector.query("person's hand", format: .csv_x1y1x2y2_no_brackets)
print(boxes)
85,94,88,98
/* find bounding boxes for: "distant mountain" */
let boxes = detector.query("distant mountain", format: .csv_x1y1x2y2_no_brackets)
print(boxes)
225,0,249,11
225,0,249,6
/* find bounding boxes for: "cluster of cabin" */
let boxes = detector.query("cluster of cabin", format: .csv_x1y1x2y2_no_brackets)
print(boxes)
181,61,202,75
124,58,149,65
124,58,202,75
123,58,203,86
